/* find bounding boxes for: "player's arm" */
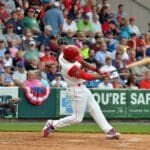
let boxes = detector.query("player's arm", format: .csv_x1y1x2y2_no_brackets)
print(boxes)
68,65,108,81
76,57,101,74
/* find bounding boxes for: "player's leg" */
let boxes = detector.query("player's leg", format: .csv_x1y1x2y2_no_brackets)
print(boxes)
42,86,88,137
86,89,120,139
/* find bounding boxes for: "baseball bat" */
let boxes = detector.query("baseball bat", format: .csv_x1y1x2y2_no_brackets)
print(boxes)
111,57,150,73
126,57,150,69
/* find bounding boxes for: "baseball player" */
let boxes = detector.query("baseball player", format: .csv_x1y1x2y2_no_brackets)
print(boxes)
42,45,120,139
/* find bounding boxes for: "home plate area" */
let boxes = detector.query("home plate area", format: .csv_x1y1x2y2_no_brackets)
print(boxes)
0,132,149,150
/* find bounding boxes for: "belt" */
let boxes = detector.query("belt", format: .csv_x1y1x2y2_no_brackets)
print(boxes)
68,83,83,87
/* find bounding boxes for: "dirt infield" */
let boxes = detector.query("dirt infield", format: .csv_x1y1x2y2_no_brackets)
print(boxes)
0,132,150,150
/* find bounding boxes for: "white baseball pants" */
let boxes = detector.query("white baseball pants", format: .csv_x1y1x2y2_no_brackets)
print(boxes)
52,85,112,133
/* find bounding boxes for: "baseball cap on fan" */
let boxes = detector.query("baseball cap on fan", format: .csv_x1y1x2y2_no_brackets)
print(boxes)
111,72,119,79
17,61,25,68
29,40,36,46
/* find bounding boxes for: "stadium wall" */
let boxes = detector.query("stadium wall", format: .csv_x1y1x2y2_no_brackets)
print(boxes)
17,88,150,119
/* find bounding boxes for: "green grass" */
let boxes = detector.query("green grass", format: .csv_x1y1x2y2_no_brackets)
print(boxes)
0,122,150,134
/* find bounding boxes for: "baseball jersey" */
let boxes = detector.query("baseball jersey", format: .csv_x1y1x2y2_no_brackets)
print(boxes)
59,53,85,87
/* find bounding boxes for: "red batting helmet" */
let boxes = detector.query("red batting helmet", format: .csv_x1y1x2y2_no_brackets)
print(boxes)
63,45,80,62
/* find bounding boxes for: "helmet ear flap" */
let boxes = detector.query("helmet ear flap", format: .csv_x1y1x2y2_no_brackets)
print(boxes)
63,45,80,61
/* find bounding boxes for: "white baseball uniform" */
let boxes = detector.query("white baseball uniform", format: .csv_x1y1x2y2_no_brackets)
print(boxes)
50,53,113,133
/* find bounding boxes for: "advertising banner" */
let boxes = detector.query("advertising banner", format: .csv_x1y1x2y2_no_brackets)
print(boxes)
0,87,19,118
59,89,150,119
127,90,150,118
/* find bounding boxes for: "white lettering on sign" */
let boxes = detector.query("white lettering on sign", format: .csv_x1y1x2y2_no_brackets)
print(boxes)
131,93,150,105
93,92,126,105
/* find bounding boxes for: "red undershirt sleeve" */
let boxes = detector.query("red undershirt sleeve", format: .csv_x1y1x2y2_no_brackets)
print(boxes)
68,65,95,80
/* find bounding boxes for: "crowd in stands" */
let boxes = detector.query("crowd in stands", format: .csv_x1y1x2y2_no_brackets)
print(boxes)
0,0,150,89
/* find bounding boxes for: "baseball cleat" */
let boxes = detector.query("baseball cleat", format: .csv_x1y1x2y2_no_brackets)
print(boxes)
106,128,120,140
42,120,54,137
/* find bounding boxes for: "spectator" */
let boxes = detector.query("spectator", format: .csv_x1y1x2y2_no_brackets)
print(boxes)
139,71,150,89
57,38,67,55
87,5,98,21
40,47,58,65
84,49,99,69
91,13,102,34
69,3,80,21
2,51,13,68
15,7,24,20
80,41,90,59
130,63,148,84
75,31,85,49
25,57,38,71
1,0,16,14
36,25,52,47
61,30,75,45
62,14,77,36
13,50,25,67
43,2,64,36
98,0,111,10
7,10,24,35
0,19,8,47
126,74,138,89
114,4,128,22
98,6,110,24
47,64,58,82
37,61,47,80
90,32,104,53
100,56,119,79
112,51,128,83
84,49,101,88
126,49,136,65
38,43,45,58
0,38,7,60
105,30,119,53
22,70,42,88
4,23,21,45
108,21,120,38
49,35,59,55
98,76,113,89
119,18,131,39
24,40,39,63
111,72,123,89
8,39,19,59
22,7,41,35
144,33,150,48
119,38,129,60
77,15,93,37
128,16,141,37
62,8,69,19
95,40,112,66
20,28,34,51
50,72,67,88
39,1,51,24
12,61,27,87
0,2,10,25
0,62,15,86
63,0,73,11
35,70,49,87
